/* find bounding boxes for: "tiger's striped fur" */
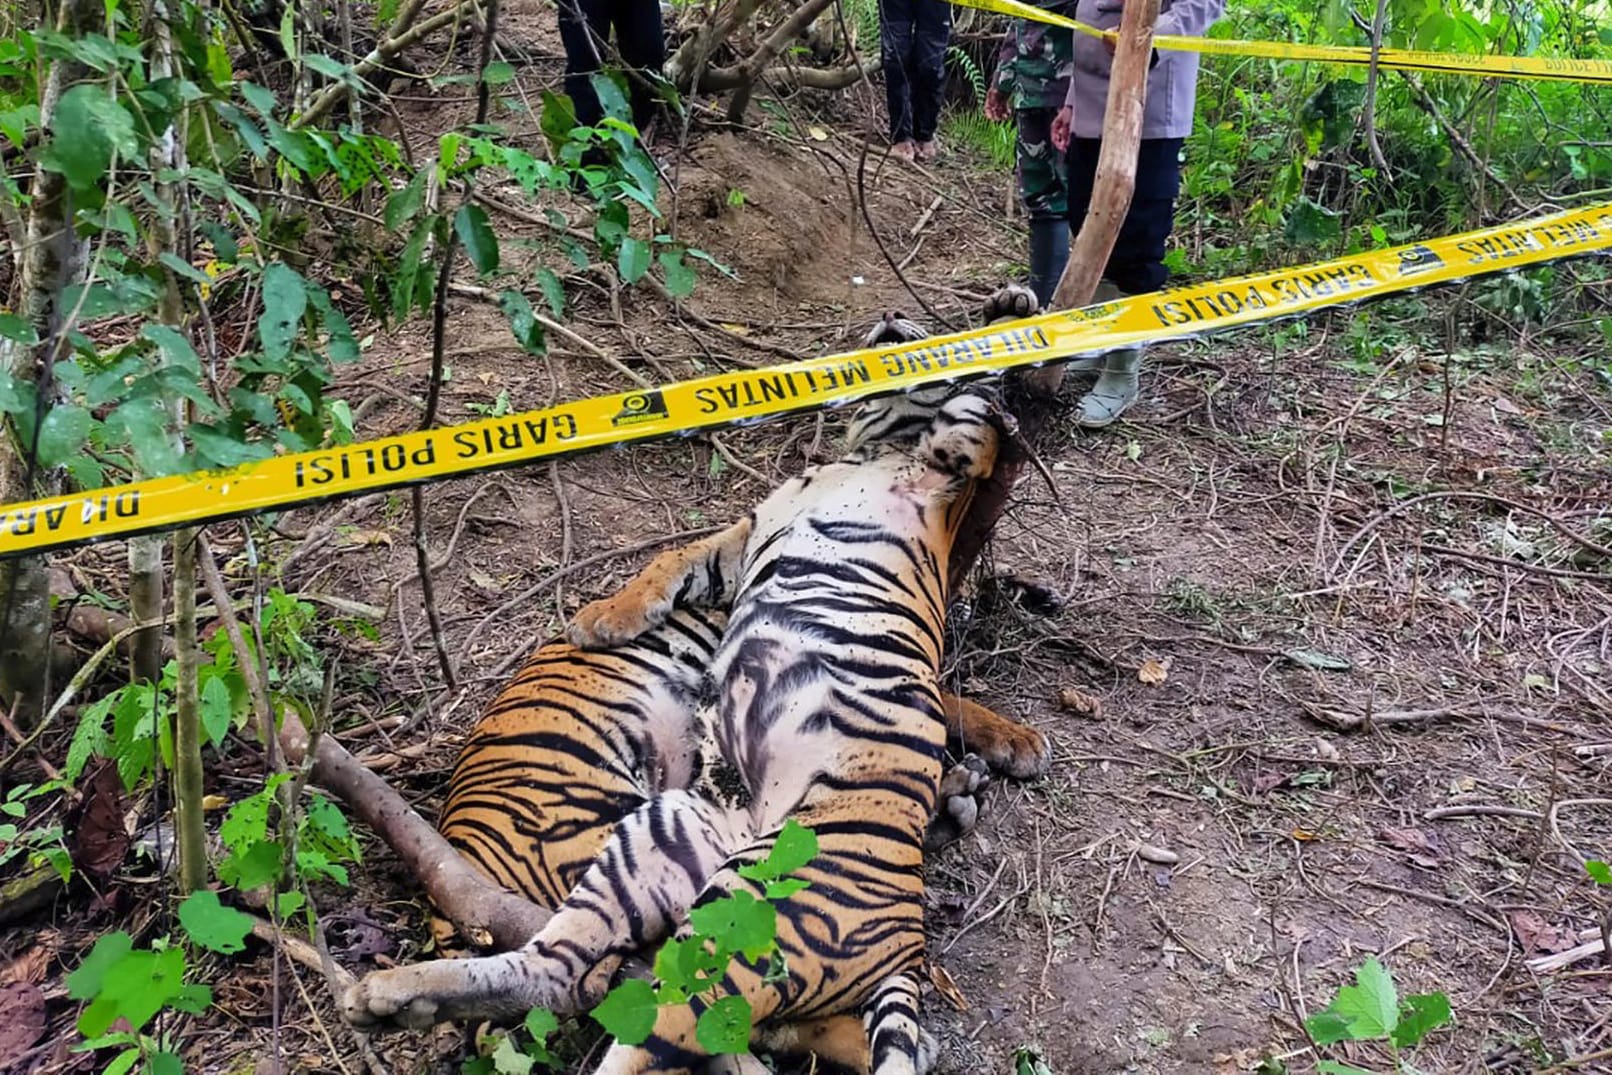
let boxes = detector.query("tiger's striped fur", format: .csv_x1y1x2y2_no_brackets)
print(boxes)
348,389,1005,1071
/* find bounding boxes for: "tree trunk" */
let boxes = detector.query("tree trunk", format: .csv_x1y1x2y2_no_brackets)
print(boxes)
723,0,843,123
127,539,164,684
663,0,766,91
0,0,98,728
172,527,208,892
948,0,1160,591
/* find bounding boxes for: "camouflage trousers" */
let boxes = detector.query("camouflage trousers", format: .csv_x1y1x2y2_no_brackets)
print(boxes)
1016,106,1069,221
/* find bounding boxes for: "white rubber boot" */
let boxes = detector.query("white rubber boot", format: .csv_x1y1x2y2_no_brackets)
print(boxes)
1075,279,1142,428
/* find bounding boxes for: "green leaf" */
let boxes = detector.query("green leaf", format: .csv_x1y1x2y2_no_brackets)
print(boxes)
490,1033,534,1075
42,84,138,191
199,675,234,747
36,405,94,468
499,289,545,355
77,944,186,1036
592,978,659,1044
0,313,39,345
482,61,516,85
385,170,427,231
1304,1009,1355,1045
738,820,818,883
659,251,695,298
259,263,308,361
274,890,306,919
109,399,183,479
1285,197,1343,246
455,203,500,275
1587,860,1612,885
190,423,274,468
686,890,776,961
1392,992,1452,1049
618,236,651,284
67,932,134,1000
524,1007,559,1040
694,996,752,1055
539,89,578,150
1317,958,1399,1042
1316,1064,1375,1075
652,936,724,996
142,324,203,373
178,890,255,954
303,53,349,79
170,982,213,1015
763,878,810,899
149,1050,185,1075
102,1048,141,1075
220,839,283,890
535,267,566,319
589,72,633,125
157,252,215,288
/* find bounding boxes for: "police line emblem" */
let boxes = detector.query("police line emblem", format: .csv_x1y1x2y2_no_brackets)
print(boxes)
611,390,670,427
1396,244,1446,277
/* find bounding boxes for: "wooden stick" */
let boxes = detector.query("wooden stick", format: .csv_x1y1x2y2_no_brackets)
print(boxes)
948,0,1160,589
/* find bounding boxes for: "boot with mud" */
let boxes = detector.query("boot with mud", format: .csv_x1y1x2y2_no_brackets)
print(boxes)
1074,278,1143,427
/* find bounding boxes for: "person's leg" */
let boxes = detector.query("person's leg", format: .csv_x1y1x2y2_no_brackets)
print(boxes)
610,0,666,135
1076,137,1185,428
556,0,612,130
880,0,917,154
911,0,951,158
1019,107,1070,307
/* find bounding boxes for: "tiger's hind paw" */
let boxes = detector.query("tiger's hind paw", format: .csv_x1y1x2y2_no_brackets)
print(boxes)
925,754,990,850
983,283,1040,323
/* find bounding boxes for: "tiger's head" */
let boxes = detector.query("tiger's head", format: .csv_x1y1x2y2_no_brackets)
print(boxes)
844,305,1017,458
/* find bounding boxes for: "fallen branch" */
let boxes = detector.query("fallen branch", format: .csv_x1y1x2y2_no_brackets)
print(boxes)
698,58,878,93
278,707,548,950
1526,929,1609,974
295,0,473,130
721,0,844,121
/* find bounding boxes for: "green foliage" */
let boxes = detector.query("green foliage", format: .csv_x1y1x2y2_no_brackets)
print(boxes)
1180,0,1612,284
1305,958,1452,1071
0,781,72,881
590,820,819,1056
1588,860,1612,884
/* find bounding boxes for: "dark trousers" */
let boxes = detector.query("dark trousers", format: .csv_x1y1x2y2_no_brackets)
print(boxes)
879,0,950,143
1066,136,1184,294
556,0,665,133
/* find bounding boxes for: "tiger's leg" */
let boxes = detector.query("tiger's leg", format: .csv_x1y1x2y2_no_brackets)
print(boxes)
569,519,752,648
936,692,1050,779
344,790,743,1030
864,974,927,1075
751,1014,938,1075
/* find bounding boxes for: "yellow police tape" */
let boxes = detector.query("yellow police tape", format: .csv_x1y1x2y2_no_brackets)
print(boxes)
1,201,1609,559
959,0,1612,85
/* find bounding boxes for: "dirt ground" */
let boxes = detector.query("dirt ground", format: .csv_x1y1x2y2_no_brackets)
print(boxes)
5,2,1612,1072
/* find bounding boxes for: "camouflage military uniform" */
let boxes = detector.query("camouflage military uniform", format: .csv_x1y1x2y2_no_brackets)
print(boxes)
993,3,1075,220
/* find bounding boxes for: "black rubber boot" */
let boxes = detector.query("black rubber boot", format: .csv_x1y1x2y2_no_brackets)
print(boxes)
1028,216,1070,310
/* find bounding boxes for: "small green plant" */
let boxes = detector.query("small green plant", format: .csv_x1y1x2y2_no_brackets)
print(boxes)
1589,860,1611,885
726,188,747,209
69,891,254,1075
465,1008,563,1074
589,820,819,1056
1304,958,1452,1074
1013,1045,1052,1074
0,781,72,880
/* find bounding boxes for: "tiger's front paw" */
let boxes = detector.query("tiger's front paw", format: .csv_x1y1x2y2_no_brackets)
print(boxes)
342,968,444,1032
567,595,659,648
983,283,1040,323
975,720,1051,781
